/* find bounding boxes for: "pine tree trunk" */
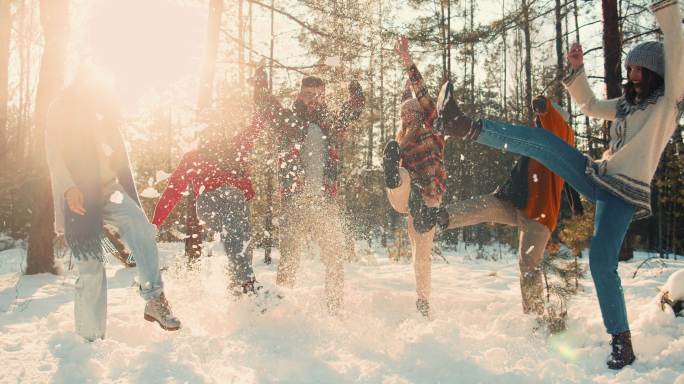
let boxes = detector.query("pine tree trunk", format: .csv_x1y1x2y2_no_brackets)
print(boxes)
248,1,253,79
501,0,507,120
26,0,68,275
378,0,384,144
185,185,202,262
367,50,374,170
521,0,533,125
554,0,564,104
197,0,223,111
189,0,224,261
602,0,634,261
238,0,245,89
602,0,622,100
469,0,474,104
601,0,621,151
440,0,447,80
447,0,451,77
263,0,276,264
0,0,10,149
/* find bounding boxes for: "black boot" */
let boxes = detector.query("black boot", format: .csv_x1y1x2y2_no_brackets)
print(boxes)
383,140,402,189
436,80,481,140
408,184,438,233
607,331,636,370
416,298,430,318
408,185,449,233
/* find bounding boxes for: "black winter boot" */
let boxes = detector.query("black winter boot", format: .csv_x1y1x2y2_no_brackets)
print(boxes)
408,185,449,233
408,184,438,233
607,331,636,370
383,140,402,189
416,298,430,318
435,80,481,140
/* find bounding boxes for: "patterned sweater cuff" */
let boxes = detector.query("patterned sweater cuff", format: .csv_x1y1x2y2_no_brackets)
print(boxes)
562,65,584,87
651,0,677,12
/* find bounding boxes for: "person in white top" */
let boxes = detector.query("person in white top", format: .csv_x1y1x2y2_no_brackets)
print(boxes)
405,0,683,370
46,64,181,340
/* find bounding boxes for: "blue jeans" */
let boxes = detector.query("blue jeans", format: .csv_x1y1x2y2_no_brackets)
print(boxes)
477,119,635,334
197,187,254,289
74,184,163,340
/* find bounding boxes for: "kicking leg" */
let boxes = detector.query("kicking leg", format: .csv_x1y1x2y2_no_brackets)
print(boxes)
103,186,180,331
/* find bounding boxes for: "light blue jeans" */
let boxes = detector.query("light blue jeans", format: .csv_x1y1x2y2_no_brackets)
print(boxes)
477,119,635,334
197,187,254,289
74,184,163,340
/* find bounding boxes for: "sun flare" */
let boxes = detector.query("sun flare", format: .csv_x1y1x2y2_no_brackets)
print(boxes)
79,0,205,110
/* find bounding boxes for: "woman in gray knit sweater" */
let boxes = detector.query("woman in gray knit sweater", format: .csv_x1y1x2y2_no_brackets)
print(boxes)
406,0,683,370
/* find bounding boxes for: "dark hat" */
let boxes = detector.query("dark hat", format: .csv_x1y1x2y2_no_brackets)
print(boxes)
301,76,325,88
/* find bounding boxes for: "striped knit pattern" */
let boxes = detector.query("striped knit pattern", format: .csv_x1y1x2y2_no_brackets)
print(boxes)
651,0,677,12
584,157,652,220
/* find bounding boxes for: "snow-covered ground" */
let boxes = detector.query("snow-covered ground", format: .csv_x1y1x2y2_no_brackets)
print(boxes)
1,243,683,384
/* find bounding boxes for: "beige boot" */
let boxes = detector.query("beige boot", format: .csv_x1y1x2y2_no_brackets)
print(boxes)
144,293,181,331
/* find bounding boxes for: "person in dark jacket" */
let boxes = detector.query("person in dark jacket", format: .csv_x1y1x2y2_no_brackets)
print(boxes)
46,65,180,340
253,66,365,313
440,96,577,317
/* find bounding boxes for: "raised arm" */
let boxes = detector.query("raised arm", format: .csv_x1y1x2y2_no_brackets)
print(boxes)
151,152,196,228
331,80,365,138
395,36,436,118
563,43,619,121
252,65,296,138
652,0,684,100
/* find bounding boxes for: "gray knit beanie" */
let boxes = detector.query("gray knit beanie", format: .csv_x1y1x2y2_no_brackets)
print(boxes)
624,41,665,78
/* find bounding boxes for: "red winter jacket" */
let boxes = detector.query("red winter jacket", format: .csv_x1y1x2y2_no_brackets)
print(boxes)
151,125,258,227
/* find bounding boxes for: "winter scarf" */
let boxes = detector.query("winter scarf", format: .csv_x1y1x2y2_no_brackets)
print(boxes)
49,87,140,260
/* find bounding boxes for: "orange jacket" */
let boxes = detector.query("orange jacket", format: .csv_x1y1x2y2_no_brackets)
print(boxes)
522,99,575,231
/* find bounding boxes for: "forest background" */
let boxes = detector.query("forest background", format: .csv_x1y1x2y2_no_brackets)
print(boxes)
1,0,683,274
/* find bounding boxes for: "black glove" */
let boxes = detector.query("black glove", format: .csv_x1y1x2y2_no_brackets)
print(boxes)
348,80,365,109
348,80,363,98
532,95,547,114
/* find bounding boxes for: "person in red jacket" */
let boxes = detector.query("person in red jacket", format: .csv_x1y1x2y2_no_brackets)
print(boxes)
152,119,259,296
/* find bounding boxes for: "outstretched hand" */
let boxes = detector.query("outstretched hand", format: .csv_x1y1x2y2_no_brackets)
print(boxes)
65,187,86,215
394,35,412,67
253,62,269,92
348,80,365,108
566,42,584,70
252,63,271,106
